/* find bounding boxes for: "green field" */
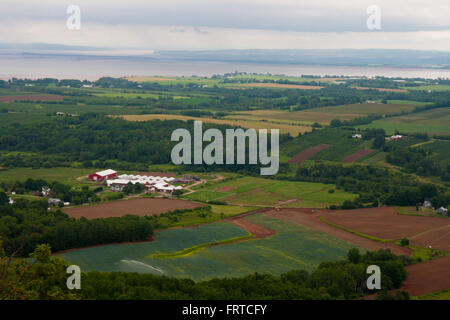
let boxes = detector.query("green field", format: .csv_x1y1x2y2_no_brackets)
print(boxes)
357,107,450,135
385,107,450,126
362,151,387,165
357,120,449,135
59,214,359,280
414,289,450,300
0,167,97,186
387,100,431,106
418,140,450,165
184,176,357,207
227,102,418,126
281,127,372,162
149,205,259,229
405,84,450,92
93,92,190,100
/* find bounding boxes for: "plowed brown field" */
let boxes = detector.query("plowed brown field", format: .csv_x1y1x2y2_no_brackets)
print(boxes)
64,198,204,219
401,256,450,296
266,208,410,255
410,225,450,251
318,207,448,240
287,144,329,164
342,149,373,163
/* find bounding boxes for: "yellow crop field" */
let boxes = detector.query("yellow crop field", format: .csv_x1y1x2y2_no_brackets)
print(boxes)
117,114,312,136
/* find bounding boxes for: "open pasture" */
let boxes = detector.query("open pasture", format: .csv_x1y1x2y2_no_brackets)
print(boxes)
357,107,450,135
184,176,358,207
0,167,97,186
316,103,416,116
383,107,450,126
405,84,450,92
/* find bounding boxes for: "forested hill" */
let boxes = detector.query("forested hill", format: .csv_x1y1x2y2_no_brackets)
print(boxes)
0,115,229,167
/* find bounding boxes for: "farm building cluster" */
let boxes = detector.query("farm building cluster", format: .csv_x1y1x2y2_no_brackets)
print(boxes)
351,133,405,140
89,169,191,194
386,134,404,141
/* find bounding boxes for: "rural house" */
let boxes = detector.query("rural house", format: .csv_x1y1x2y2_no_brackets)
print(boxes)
386,134,404,141
423,199,433,209
41,186,51,196
89,169,117,182
48,198,62,206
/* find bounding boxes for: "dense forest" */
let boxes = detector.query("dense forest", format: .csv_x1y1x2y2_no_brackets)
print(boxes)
386,145,450,181
293,163,450,208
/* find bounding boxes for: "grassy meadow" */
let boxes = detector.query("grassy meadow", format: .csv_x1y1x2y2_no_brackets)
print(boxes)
183,175,358,207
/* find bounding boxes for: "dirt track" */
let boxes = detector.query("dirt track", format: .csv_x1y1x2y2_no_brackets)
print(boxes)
228,217,275,238
216,186,236,192
342,149,372,163
64,198,204,219
401,256,450,296
318,207,448,241
266,208,410,255
287,144,330,164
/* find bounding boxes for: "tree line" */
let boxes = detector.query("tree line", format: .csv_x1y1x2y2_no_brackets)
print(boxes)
0,195,153,256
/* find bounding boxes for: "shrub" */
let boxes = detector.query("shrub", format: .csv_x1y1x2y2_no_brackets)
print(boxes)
400,238,409,247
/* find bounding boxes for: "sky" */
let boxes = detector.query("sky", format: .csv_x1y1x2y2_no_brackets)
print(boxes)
0,0,449,53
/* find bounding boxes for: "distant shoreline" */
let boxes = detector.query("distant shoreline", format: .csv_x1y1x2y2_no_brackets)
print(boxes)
0,54,449,81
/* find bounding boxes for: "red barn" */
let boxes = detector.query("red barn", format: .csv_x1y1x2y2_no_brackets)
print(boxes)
88,169,117,182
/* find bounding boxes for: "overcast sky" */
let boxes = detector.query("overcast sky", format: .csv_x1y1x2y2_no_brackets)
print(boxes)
0,0,449,52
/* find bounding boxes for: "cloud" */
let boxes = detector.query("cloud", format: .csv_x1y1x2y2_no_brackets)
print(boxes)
0,1,448,51
1,20,450,52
